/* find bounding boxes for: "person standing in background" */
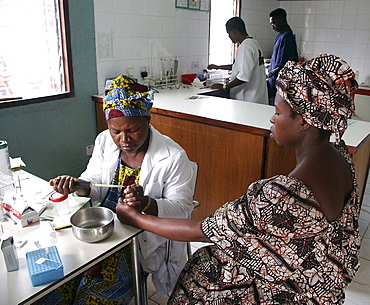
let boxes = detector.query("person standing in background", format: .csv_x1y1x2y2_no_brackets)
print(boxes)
208,17,268,105
268,8,298,105
42,75,196,304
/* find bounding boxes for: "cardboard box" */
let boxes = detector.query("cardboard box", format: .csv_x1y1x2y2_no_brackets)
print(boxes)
1,190,40,227
1,236,19,272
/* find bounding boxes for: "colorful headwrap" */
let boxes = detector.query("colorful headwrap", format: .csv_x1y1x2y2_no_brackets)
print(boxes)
275,54,358,143
103,75,154,120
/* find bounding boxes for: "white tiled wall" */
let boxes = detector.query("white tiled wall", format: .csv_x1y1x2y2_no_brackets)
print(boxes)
94,0,210,93
240,0,277,58
280,0,370,85
94,0,370,93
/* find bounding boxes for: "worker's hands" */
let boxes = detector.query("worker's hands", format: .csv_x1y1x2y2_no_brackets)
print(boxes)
122,184,145,208
49,176,90,197
207,64,218,70
268,67,281,78
117,183,156,226
116,192,142,227
49,176,78,195
210,83,224,90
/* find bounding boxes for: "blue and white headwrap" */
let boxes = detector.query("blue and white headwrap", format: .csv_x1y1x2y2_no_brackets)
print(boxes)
103,75,154,120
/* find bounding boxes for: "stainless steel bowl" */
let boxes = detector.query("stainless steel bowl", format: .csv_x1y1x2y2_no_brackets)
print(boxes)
70,207,114,243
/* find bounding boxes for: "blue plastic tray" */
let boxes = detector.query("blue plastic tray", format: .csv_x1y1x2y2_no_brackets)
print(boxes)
26,246,64,286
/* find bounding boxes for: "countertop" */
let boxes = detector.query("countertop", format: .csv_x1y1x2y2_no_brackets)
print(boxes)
93,86,370,152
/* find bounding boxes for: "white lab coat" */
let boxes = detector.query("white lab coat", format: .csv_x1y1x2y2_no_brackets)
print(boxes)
230,38,268,104
79,126,195,295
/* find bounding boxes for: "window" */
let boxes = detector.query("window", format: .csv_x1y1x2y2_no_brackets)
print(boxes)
0,0,72,106
209,0,240,65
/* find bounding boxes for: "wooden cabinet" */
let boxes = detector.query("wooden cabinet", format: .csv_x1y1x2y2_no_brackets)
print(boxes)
92,94,370,220
150,110,266,220
94,98,107,133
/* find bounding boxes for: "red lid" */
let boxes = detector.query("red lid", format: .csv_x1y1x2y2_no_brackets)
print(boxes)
49,192,68,202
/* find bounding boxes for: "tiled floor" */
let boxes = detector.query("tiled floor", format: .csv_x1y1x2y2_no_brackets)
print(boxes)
345,169,370,304
146,170,370,304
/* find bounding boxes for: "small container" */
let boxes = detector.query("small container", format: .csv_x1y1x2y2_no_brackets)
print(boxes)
1,236,19,272
0,140,12,178
49,192,70,216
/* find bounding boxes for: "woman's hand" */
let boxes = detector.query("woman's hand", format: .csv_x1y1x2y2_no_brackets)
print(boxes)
210,83,223,90
116,197,142,227
49,176,90,197
123,183,158,215
49,176,78,195
123,184,145,207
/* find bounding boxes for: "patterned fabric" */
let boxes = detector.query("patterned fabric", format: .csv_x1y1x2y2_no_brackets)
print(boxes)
103,75,154,119
168,142,361,304
101,154,140,212
42,247,139,305
72,247,137,305
275,54,358,144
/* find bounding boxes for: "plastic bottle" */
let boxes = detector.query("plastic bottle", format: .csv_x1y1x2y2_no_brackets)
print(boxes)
0,140,12,178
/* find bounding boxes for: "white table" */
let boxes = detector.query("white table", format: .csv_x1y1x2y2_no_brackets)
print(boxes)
0,170,145,305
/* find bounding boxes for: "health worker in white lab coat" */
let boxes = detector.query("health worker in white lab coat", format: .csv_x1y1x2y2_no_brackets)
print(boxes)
46,75,195,304
208,17,268,104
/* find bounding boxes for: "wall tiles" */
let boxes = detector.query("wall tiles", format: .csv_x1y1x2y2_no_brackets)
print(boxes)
357,0,370,14
283,0,370,84
241,0,277,58
94,0,370,92
94,0,210,92
329,1,344,15
344,0,359,15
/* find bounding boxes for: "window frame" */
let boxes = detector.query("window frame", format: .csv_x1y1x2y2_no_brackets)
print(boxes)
0,0,74,109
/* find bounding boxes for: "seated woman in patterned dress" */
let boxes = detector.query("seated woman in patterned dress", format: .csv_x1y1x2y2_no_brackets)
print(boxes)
116,54,361,304
44,75,196,304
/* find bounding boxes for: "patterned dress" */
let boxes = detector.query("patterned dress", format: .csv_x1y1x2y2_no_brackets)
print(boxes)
168,143,361,304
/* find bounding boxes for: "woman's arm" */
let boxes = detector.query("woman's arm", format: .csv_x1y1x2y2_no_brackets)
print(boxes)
116,199,211,243
207,64,232,70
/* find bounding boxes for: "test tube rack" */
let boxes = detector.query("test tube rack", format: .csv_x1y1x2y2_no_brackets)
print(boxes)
150,75,181,90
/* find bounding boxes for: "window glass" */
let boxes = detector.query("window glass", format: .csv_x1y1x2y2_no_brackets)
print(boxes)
209,0,239,65
0,0,70,102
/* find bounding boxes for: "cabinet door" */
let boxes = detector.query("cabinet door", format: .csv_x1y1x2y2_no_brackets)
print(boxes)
151,112,265,220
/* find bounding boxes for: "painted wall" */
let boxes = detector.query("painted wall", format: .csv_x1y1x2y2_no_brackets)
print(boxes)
0,0,98,180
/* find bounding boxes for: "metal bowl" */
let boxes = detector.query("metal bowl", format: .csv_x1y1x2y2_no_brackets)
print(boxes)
70,207,114,243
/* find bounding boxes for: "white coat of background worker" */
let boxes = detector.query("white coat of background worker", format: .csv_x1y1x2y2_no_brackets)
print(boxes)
208,17,268,104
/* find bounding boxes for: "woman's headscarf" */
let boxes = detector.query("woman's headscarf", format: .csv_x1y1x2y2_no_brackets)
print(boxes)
275,54,358,143
103,75,154,120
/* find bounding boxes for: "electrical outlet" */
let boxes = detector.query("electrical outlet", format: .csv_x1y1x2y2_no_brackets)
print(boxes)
191,61,199,70
140,66,149,78
86,145,94,156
